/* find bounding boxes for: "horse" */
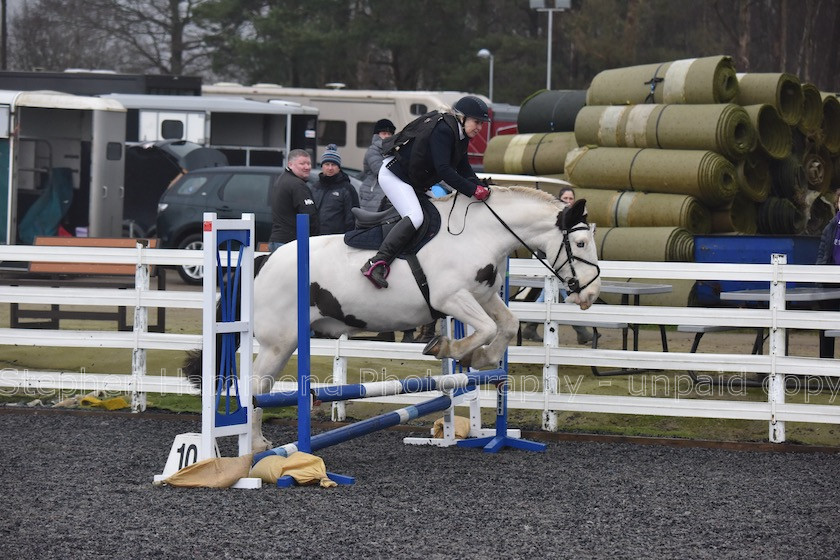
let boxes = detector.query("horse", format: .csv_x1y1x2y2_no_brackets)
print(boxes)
186,186,601,451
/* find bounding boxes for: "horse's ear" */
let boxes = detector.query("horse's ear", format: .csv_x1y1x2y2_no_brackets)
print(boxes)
556,199,588,230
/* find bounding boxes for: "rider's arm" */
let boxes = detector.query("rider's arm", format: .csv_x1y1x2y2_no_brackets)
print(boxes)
428,123,478,197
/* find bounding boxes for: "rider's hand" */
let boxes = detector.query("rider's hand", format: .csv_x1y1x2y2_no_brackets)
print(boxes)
474,185,490,201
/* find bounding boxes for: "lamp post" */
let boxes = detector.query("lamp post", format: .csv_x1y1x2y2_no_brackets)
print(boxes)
476,48,494,102
530,0,570,90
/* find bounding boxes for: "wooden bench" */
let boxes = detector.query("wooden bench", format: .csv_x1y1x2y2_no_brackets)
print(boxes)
3,237,166,332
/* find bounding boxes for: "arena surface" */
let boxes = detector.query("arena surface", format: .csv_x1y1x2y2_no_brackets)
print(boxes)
1,408,839,559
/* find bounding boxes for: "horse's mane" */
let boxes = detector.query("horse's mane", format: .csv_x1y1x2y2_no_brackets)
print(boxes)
431,185,564,207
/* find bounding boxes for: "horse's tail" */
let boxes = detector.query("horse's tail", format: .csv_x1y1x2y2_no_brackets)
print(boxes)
182,253,270,390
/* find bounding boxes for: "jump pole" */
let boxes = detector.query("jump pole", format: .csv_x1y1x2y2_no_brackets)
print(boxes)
154,212,261,488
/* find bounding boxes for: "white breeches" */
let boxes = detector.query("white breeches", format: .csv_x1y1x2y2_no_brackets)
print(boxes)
379,157,424,229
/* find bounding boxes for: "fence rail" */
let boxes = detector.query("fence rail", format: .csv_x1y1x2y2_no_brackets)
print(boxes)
1,245,839,443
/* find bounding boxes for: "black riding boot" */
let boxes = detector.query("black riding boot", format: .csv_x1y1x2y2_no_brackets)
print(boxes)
361,216,417,289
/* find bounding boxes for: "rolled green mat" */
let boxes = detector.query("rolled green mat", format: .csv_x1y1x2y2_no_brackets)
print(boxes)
769,154,804,198
594,226,695,262
574,187,710,234
564,146,738,206
820,94,840,154
736,153,770,202
574,103,755,161
742,104,792,159
518,89,587,133
802,142,832,193
736,73,803,125
710,191,757,234
798,83,823,133
482,132,578,175
586,55,738,105
757,197,806,234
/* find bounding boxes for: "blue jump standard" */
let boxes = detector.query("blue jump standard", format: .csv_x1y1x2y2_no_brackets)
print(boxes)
254,369,507,408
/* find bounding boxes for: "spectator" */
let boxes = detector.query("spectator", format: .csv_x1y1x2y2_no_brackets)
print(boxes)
310,144,359,235
816,188,840,358
359,119,396,212
521,186,597,345
268,149,318,252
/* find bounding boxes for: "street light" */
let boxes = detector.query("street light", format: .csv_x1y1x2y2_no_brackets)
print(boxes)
530,0,571,90
476,48,494,102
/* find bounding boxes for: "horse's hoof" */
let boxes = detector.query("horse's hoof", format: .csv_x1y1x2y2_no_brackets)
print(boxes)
422,335,442,357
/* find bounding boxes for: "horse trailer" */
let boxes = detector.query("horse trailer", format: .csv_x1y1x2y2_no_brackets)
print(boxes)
0,90,127,245
201,84,515,169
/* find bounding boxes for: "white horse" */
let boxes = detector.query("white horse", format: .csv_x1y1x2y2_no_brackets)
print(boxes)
186,186,601,450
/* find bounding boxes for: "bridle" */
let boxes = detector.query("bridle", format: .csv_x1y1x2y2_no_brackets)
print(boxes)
480,199,601,294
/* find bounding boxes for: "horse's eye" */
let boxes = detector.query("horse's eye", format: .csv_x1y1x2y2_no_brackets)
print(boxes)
576,241,585,248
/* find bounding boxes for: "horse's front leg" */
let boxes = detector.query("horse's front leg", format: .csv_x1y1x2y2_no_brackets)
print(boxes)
462,292,519,369
423,289,499,366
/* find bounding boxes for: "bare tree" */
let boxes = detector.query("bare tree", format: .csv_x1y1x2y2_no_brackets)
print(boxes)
83,0,212,75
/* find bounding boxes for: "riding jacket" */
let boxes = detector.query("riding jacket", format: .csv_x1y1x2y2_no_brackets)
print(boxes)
388,114,480,196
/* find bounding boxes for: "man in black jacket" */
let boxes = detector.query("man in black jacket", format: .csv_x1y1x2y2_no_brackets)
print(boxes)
268,149,318,251
310,144,360,235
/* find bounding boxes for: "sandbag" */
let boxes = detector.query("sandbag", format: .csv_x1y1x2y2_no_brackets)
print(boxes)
736,72,803,126
564,146,738,207
518,89,587,133
586,55,738,105
574,103,755,161
573,188,711,234
483,132,577,175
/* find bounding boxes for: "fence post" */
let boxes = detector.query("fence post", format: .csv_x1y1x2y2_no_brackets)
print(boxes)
542,274,560,431
131,239,150,413
331,334,348,421
768,253,786,443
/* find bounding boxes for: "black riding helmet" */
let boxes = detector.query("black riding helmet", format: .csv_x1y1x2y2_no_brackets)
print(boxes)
453,95,490,122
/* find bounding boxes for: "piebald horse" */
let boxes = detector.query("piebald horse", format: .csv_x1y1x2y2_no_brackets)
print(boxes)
188,186,601,450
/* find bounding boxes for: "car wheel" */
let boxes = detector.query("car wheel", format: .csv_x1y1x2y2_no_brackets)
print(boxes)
177,233,204,284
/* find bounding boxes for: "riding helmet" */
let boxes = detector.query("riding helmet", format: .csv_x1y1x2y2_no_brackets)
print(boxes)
453,95,490,122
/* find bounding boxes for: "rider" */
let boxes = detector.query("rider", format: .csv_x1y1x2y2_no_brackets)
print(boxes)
360,95,492,288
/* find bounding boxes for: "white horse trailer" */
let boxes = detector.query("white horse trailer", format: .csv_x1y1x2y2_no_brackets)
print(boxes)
201,84,491,169
0,90,126,245
100,93,319,166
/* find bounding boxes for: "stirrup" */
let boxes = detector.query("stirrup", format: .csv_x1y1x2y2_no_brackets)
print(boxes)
362,259,390,289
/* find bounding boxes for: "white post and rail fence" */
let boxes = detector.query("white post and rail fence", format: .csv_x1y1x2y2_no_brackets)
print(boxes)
1,244,839,444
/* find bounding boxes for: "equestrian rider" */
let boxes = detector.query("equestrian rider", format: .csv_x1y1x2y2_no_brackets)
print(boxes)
360,95,491,288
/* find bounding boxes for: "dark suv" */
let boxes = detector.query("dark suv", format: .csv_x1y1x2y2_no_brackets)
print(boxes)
157,165,361,283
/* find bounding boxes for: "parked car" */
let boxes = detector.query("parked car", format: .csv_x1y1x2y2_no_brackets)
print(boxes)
156,165,362,283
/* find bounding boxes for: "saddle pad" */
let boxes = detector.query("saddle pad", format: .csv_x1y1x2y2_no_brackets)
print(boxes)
344,195,441,256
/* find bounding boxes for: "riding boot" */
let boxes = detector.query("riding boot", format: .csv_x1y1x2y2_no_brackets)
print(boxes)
414,321,437,344
361,216,417,289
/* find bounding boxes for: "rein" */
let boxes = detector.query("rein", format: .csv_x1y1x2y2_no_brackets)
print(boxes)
451,194,600,294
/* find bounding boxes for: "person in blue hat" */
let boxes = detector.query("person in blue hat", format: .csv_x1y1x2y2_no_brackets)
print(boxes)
310,144,359,235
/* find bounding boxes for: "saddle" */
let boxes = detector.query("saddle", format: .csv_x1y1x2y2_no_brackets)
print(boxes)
343,194,441,257
344,194,444,319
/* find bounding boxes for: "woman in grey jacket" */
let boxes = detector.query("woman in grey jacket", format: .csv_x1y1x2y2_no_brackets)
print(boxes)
359,119,396,211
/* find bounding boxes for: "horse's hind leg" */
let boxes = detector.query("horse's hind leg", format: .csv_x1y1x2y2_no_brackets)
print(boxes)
250,339,297,451
423,289,500,366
